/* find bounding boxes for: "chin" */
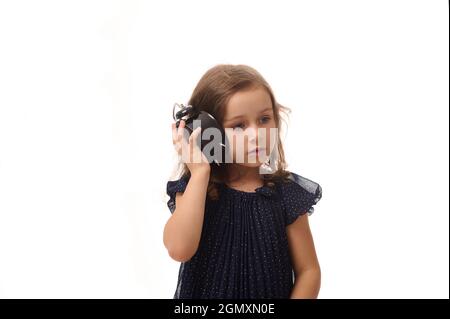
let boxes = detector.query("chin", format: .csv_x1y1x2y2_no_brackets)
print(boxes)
232,153,269,168
235,161,264,168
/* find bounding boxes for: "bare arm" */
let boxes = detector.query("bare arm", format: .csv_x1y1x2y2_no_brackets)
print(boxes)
163,120,211,262
287,214,321,298
163,169,210,262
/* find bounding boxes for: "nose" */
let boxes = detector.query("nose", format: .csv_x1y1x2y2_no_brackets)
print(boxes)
245,125,259,144
246,124,261,148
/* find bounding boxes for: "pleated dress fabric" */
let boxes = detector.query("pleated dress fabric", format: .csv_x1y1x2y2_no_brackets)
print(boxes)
165,171,322,299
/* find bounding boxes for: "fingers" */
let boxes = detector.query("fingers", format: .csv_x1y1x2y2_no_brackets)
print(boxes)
172,120,187,155
172,121,206,164
171,122,177,144
189,127,201,148
191,127,209,164
177,120,185,142
189,127,202,163
171,123,179,152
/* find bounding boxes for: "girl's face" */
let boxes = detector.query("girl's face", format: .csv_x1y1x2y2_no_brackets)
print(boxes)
222,86,277,168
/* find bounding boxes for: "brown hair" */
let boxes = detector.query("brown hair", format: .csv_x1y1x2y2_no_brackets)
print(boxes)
174,64,292,200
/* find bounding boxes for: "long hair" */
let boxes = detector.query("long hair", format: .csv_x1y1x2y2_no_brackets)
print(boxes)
174,64,292,200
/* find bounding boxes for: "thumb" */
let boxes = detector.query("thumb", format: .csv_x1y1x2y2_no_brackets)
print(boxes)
192,127,202,142
189,127,202,149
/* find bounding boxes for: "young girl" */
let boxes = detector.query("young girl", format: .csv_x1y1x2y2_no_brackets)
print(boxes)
163,64,322,299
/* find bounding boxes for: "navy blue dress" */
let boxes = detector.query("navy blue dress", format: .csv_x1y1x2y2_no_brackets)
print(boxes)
165,171,322,299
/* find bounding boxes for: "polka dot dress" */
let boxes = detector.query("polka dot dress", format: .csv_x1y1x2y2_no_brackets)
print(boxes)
165,171,322,299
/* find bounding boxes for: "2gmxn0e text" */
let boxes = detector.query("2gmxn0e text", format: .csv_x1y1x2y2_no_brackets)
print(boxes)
218,303,275,314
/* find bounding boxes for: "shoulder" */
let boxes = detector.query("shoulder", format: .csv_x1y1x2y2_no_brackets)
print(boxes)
166,174,191,201
166,174,191,214
279,171,322,198
166,174,191,194
276,171,323,224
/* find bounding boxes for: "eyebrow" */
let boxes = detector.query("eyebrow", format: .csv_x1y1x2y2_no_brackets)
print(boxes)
224,107,273,122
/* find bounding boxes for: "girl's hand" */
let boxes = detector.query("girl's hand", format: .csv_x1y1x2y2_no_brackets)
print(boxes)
172,120,211,176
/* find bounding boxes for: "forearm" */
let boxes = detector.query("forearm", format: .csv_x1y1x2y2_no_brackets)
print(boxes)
163,170,210,261
290,268,321,299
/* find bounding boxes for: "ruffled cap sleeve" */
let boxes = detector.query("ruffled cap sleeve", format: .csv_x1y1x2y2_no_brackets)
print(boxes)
166,174,190,213
280,172,322,225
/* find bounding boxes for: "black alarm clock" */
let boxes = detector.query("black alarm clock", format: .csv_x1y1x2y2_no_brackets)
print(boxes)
172,103,229,166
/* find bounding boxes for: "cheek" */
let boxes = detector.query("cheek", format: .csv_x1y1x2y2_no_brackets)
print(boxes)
259,126,277,150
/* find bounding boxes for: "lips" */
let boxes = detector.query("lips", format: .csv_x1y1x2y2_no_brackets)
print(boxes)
248,148,265,155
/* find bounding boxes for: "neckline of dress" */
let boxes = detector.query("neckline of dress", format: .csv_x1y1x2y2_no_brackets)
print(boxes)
220,182,271,196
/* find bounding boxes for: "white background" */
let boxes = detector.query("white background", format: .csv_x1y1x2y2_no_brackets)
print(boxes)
0,0,448,298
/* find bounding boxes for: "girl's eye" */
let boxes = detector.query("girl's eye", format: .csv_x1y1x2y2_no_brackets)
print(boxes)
260,116,271,124
233,117,271,129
